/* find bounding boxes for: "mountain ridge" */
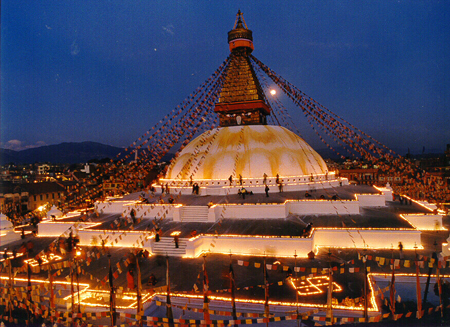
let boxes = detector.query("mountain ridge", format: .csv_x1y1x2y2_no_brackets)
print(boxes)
0,141,124,164
1,141,443,165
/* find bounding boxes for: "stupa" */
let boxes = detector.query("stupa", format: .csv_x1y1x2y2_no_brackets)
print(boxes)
83,11,437,260
31,11,449,324
38,11,443,259
159,11,336,196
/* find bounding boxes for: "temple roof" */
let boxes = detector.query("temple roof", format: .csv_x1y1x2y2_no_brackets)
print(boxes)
217,52,267,104
215,11,270,127
227,10,253,45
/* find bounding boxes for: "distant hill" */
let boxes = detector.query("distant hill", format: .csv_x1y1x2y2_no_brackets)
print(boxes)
0,142,124,164
1,141,443,165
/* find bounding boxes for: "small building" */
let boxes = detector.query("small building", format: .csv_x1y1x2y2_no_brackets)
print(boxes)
337,168,379,185
102,176,125,196
24,182,66,211
0,181,29,215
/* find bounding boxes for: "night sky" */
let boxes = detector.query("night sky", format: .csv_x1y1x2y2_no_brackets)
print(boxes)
2,1,449,154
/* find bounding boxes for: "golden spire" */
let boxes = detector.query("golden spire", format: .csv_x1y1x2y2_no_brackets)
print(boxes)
228,10,254,53
214,11,270,127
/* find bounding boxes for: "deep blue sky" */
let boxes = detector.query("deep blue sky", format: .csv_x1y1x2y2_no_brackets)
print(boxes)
2,1,449,154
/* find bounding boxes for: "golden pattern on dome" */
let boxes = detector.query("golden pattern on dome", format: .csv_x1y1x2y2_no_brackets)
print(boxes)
165,125,328,180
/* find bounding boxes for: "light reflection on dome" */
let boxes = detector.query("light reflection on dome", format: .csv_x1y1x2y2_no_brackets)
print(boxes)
165,125,328,181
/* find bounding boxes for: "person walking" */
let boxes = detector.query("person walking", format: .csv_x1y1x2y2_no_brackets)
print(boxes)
398,242,404,259
265,185,270,197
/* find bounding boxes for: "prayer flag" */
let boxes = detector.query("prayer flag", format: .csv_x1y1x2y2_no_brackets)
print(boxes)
203,257,210,322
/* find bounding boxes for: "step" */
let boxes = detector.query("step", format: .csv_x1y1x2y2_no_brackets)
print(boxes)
152,237,188,256
181,206,209,222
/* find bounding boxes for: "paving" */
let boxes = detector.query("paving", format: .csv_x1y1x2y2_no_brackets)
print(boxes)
115,184,382,205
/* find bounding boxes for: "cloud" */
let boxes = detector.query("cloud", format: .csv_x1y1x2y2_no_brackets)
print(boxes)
162,24,175,36
1,140,47,151
71,40,80,55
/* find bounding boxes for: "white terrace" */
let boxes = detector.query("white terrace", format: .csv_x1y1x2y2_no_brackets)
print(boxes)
36,183,446,258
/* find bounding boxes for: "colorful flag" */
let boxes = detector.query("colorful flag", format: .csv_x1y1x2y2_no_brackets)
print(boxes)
229,263,237,320
263,258,269,318
326,269,333,325
166,256,173,320
127,270,135,290
203,257,210,322
109,257,116,326
415,256,422,319
437,261,443,317
390,259,396,316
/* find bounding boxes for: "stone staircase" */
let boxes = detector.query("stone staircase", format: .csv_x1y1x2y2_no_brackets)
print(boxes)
152,237,187,256
180,206,209,222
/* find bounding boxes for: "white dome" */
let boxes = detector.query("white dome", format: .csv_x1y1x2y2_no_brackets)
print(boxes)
165,125,328,180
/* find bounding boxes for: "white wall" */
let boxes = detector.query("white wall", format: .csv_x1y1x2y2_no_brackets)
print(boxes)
37,221,93,237
155,174,344,195
216,204,286,219
401,214,445,231
95,201,135,214
313,228,422,249
0,231,21,246
186,235,314,258
287,200,360,215
123,203,176,220
37,220,153,249
355,194,385,207
77,229,153,248
96,201,176,220
373,185,393,202
185,237,206,257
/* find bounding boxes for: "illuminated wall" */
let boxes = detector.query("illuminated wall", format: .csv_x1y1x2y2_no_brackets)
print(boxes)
373,185,393,202
401,214,445,231
287,200,360,215
313,228,422,249
185,235,314,258
94,192,393,223
214,203,286,219
37,221,97,237
37,220,153,248
0,228,21,246
354,194,385,207
155,175,345,196
95,200,137,214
